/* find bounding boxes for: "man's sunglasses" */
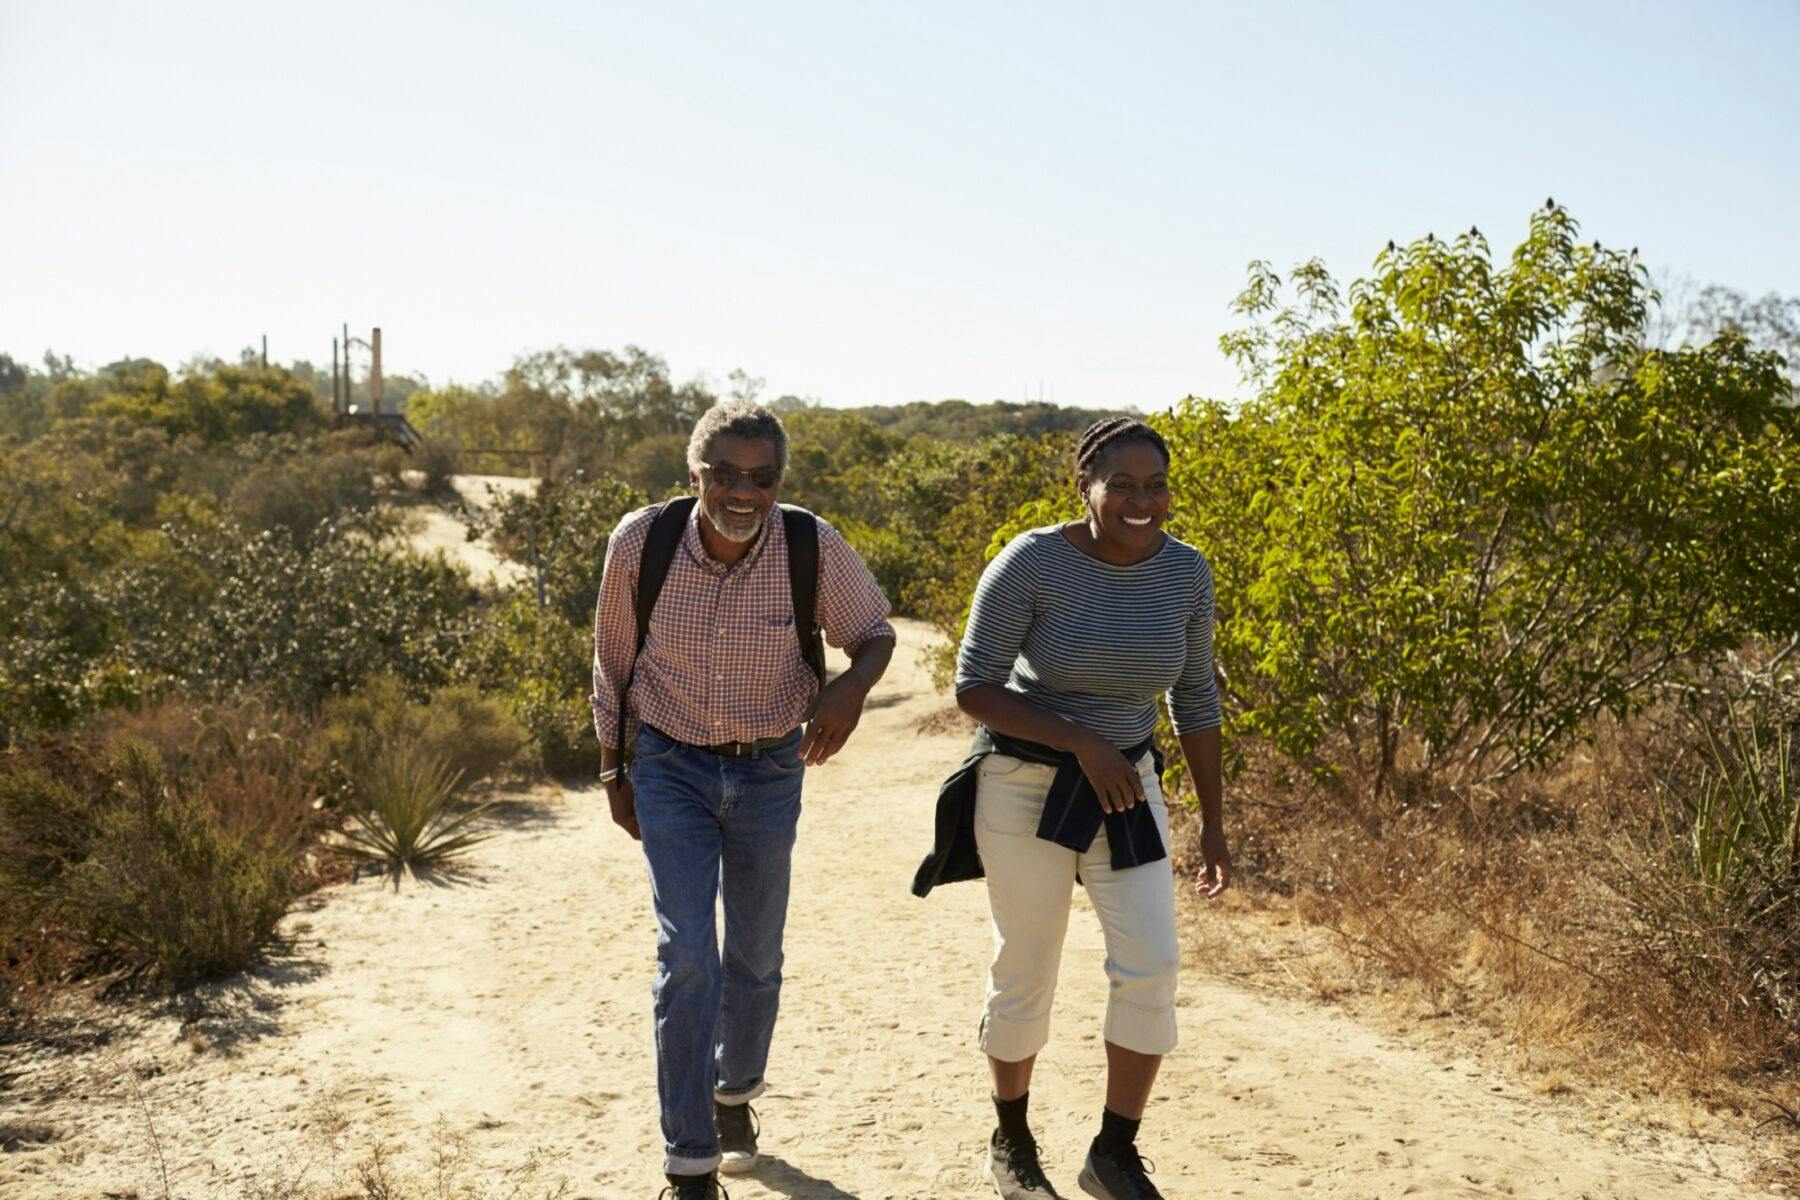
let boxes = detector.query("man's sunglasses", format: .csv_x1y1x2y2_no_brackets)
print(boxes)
701,462,780,491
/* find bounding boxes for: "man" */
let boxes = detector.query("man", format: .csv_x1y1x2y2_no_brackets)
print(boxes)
590,401,896,1199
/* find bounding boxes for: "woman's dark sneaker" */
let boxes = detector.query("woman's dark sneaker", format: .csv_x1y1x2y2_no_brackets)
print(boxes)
1077,1141,1163,1200
714,1100,760,1173
659,1171,728,1199
990,1129,1066,1199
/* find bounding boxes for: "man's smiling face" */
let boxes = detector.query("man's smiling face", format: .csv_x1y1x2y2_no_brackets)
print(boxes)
692,433,781,545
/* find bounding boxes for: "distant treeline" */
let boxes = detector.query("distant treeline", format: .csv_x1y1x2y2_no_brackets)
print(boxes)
778,397,1130,442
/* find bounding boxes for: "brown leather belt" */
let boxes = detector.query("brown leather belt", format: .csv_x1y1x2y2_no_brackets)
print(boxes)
695,730,801,758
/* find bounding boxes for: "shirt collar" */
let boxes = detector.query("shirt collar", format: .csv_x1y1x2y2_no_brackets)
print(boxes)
681,497,780,575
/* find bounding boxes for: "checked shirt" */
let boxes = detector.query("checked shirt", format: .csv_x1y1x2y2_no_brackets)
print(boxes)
588,501,895,750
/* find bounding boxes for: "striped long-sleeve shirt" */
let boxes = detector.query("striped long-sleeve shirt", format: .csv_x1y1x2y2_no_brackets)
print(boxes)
954,525,1221,748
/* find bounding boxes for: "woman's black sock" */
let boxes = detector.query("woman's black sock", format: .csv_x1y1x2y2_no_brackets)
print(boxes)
1094,1106,1141,1154
993,1091,1033,1144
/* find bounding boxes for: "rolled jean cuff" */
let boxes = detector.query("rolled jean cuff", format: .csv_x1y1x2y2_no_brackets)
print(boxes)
1103,998,1178,1057
978,1008,1051,1063
665,1149,722,1175
714,1079,766,1106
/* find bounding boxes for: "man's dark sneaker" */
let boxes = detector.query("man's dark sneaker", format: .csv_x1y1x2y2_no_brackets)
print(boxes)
714,1100,760,1174
989,1129,1065,1199
1077,1141,1163,1200
659,1172,728,1200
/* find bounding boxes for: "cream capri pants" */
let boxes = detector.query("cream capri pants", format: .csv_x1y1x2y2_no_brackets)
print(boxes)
973,750,1179,1061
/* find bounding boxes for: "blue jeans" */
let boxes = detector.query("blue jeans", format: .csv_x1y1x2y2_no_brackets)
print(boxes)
630,723,805,1176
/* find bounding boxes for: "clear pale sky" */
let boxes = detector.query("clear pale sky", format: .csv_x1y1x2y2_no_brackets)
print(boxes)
3,1,1795,410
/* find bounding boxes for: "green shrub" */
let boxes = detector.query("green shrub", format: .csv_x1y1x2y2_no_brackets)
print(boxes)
77,741,296,984
414,436,461,491
508,676,597,777
323,676,526,788
136,512,477,707
1,737,299,987
414,684,529,783
0,763,101,928
0,760,106,995
370,444,408,490
226,453,378,543
460,592,596,776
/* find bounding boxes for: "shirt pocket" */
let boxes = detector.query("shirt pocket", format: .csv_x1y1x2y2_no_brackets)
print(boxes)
735,610,798,681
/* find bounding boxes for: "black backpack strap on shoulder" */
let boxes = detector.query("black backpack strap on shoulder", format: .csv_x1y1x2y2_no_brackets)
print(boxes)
615,496,697,762
636,497,696,652
781,506,827,687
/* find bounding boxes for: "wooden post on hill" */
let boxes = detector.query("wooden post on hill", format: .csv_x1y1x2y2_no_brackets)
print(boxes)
370,327,384,417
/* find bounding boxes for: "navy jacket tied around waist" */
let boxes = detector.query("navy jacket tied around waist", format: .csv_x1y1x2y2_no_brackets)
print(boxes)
911,727,1165,898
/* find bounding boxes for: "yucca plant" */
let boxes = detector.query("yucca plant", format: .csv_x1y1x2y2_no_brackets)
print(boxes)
1663,702,1797,926
338,749,490,877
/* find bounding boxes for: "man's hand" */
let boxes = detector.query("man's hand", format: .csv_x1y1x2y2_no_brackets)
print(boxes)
798,672,872,765
605,776,640,840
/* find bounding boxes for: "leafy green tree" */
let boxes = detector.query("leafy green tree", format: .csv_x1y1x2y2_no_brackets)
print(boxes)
779,409,910,524
90,360,322,443
469,474,647,627
407,346,716,485
1174,206,1800,796
905,433,1072,673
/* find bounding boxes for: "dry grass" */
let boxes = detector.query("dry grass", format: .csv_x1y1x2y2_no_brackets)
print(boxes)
1168,706,1800,1179
235,1109,572,1200
1,696,343,1020
111,693,344,869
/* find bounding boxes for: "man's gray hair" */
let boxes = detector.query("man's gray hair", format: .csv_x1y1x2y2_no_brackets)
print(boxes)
686,401,790,477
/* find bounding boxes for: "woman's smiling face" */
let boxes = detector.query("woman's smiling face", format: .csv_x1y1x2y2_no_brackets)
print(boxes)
1081,438,1171,554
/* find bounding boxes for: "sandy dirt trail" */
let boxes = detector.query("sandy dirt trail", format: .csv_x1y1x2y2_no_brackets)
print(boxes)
400,474,537,589
1,524,1774,1198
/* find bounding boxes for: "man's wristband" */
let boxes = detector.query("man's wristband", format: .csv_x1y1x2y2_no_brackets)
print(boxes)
598,766,623,784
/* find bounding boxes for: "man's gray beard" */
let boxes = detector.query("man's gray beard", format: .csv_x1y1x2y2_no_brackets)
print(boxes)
704,505,764,544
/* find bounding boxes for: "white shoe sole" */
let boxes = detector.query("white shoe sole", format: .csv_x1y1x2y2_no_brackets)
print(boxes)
718,1151,758,1175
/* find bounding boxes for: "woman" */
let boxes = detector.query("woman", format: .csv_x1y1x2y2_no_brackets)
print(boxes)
954,418,1229,1200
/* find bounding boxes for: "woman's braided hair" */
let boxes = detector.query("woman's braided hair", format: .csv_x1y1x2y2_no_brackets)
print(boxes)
1075,417,1170,485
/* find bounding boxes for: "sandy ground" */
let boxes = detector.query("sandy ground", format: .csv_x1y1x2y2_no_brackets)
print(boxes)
2,616,1781,1199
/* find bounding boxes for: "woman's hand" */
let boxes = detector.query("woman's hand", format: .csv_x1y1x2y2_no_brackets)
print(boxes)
1074,732,1146,813
1195,822,1231,897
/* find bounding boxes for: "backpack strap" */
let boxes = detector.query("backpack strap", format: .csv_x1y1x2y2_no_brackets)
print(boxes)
615,496,696,762
782,506,827,687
